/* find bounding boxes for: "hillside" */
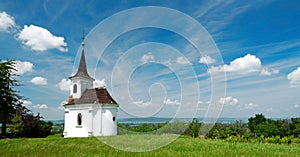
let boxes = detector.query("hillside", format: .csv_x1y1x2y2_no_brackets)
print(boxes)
1,134,299,157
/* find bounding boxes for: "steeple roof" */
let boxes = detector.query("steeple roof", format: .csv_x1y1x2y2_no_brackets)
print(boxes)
69,35,94,81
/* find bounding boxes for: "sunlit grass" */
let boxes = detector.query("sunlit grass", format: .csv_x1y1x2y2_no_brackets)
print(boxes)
0,134,299,157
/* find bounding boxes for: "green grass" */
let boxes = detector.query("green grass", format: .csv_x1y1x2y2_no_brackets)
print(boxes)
0,134,299,157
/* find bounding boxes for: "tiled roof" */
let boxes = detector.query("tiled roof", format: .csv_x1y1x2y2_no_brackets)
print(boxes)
66,88,118,106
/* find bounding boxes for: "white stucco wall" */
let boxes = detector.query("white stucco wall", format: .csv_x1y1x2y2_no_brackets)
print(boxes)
69,77,93,99
101,106,118,136
63,104,118,137
63,106,93,137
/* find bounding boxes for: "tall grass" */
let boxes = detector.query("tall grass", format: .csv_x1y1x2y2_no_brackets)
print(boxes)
0,134,299,157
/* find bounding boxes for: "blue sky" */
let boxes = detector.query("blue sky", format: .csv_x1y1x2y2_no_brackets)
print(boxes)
0,0,300,120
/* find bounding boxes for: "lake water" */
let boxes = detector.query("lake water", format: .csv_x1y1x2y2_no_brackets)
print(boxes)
49,117,250,125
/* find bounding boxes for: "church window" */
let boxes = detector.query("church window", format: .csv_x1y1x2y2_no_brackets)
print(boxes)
73,84,77,93
77,113,82,126
112,116,116,121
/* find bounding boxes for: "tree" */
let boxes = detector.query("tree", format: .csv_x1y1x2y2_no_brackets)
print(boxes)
248,113,267,133
9,114,24,137
0,60,53,138
0,60,20,137
290,118,300,137
184,118,201,138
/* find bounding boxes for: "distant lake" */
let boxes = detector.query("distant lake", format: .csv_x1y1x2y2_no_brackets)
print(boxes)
48,117,253,125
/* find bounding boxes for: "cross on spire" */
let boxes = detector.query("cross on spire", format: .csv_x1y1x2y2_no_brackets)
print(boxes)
81,31,85,48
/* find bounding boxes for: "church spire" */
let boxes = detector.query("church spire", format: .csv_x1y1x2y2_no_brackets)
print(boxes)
69,34,94,81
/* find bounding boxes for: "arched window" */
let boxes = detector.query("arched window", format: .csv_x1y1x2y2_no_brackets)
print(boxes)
73,84,77,93
77,113,82,126
112,117,116,122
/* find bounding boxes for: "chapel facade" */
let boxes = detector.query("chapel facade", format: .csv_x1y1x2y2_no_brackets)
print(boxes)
63,35,118,137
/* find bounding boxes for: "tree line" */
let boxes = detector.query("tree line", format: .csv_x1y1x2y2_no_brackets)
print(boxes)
118,114,300,144
0,60,52,138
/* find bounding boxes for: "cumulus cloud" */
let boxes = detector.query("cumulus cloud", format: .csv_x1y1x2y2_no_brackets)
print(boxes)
33,104,48,109
132,100,152,107
13,60,34,75
209,54,262,74
57,101,66,110
288,67,300,87
176,56,191,65
22,100,32,106
0,11,17,32
30,76,48,85
260,68,279,76
57,78,71,91
17,25,67,52
94,79,106,88
218,96,238,105
163,99,180,106
198,100,204,104
199,55,216,64
243,103,258,109
141,53,154,63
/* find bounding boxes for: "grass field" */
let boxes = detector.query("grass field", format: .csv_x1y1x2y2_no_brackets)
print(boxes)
0,134,300,157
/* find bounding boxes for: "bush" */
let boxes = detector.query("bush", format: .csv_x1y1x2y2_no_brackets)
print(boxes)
8,114,53,138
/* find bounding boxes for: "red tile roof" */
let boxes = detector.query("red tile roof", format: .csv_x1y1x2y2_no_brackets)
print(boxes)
66,87,118,106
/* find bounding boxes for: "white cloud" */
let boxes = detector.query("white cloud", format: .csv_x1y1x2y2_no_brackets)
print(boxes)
163,60,172,66
209,54,262,74
94,79,106,88
141,53,154,63
199,55,216,64
243,103,258,109
163,99,180,106
22,100,32,106
260,68,279,76
14,60,34,75
0,11,17,32
198,100,204,104
33,104,48,109
132,100,152,107
176,56,191,65
218,96,238,105
57,78,71,91
266,108,273,112
294,104,299,108
30,76,48,85
288,67,300,87
17,25,68,52
57,101,66,110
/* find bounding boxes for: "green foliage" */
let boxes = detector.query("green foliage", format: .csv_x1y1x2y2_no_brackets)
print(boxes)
184,118,201,137
21,113,53,138
118,119,202,137
0,60,20,137
206,121,248,139
248,113,266,133
158,120,186,134
118,113,300,144
50,124,64,135
290,118,300,137
0,60,52,138
9,114,24,137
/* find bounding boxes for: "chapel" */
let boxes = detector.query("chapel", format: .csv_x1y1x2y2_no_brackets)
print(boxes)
63,35,118,137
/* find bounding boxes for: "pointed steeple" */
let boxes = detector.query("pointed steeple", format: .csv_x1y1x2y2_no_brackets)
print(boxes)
69,34,94,81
